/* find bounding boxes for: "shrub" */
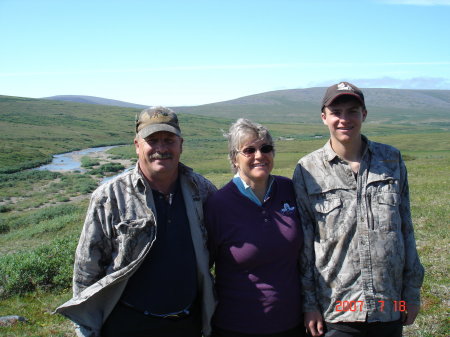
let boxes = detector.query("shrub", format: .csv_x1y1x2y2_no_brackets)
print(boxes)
80,156,100,168
0,221,10,234
88,163,125,175
0,170,61,185
0,235,78,298
0,205,12,213
56,174,98,195
402,154,417,161
3,203,80,231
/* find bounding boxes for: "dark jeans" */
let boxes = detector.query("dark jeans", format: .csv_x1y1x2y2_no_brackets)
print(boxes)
101,301,202,337
324,320,402,337
212,324,306,337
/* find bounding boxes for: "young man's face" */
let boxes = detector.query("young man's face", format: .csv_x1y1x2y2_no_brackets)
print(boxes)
321,97,367,145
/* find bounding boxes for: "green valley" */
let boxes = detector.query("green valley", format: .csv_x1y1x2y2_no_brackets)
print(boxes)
0,93,449,336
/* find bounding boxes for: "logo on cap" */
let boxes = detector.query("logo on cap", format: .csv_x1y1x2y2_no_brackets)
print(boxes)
337,82,353,91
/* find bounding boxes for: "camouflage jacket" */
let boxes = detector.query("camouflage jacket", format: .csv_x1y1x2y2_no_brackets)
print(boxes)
292,136,424,323
56,163,217,337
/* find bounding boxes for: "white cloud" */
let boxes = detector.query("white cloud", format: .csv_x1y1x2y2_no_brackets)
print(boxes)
378,0,450,5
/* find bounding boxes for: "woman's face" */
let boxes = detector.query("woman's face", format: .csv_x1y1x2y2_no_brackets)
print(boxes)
233,135,274,186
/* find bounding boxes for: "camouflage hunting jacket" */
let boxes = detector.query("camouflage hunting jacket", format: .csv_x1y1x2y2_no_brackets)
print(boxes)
56,163,217,337
292,136,424,323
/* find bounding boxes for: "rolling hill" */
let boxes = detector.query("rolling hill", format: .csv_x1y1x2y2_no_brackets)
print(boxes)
1,87,449,172
43,95,148,109
43,88,450,125
0,95,230,173
175,87,450,124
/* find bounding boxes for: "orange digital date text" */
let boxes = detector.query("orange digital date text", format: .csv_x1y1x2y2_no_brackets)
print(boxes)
335,300,364,312
335,300,407,312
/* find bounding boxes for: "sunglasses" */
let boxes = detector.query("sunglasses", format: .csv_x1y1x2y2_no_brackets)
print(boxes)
239,144,274,157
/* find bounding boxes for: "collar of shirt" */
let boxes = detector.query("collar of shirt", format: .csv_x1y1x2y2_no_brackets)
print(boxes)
232,173,274,206
324,135,371,163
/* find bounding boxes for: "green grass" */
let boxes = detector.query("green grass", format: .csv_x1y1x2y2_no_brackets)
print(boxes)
80,156,99,168
402,154,449,337
0,236,78,298
0,98,448,336
0,289,74,337
2,94,448,173
0,171,96,213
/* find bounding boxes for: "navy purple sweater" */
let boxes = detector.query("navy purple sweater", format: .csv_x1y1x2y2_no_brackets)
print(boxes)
205,176,303,334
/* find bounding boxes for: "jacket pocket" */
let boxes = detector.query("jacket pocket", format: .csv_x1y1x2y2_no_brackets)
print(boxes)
373,189,401,232
314,197,342,214
112,218,155,269
312,196,343,241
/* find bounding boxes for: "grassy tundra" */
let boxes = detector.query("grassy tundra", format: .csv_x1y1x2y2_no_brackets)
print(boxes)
0,96,449,336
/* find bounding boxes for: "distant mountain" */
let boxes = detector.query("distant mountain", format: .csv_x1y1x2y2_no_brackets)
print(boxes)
175,87,450,125
41,88,450,125
42,95,149,109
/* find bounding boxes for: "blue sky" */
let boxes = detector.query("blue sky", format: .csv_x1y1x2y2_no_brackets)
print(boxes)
1,0,450,106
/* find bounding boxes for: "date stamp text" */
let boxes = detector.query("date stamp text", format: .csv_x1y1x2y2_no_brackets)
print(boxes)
335,300,407,312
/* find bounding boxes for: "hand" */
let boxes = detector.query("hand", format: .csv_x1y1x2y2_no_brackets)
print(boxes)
304,311,324,336
401,303,420,325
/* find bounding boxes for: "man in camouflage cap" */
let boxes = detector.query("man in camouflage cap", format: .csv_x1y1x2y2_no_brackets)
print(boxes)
57,106,217,337
292,82,424,337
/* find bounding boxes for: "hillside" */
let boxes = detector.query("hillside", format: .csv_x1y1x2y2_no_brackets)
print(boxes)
0,92,449,337
43,95,148,109
1,88,449,172
0,95,230,173
40,88,450,125
175,87,450,124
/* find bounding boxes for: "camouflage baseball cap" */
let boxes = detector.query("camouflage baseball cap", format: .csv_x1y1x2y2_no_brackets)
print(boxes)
135,106,181,138
322,82,365,110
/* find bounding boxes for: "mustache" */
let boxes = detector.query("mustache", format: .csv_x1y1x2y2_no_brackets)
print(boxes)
149,153,173,160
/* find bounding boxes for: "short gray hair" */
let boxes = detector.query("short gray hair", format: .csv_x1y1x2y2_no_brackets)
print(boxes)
226,118,274,173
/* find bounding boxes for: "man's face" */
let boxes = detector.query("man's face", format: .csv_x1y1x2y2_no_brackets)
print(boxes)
321,98,367,145
134,131,183,177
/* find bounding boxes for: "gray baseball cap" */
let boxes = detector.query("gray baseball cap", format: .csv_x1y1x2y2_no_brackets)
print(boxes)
135,106,181,138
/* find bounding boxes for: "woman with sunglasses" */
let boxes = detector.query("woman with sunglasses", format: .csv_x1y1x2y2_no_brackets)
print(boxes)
205,118,305,337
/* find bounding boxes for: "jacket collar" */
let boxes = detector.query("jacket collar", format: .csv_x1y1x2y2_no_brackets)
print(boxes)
324,135,371,163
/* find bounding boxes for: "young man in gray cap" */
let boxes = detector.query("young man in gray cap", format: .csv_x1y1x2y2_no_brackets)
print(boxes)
57,106,217,337
293,82,424,337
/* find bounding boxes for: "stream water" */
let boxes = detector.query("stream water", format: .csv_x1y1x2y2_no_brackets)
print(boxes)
35,146,117,172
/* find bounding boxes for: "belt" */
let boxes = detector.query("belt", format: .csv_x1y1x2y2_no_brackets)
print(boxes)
119,300,193,319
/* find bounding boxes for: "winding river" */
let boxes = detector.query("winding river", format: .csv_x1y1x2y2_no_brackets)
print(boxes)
35,146,118,172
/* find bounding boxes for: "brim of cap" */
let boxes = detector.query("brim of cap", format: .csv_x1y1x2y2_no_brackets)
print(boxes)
138,124,181,138
323,93,365,109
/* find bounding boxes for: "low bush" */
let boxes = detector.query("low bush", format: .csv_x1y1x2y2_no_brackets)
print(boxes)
402,154,417,161
2,203,81,231
88,163,125,175
0,170,61,184
80,156,100,168
0,235,78,299
0,205,12,213
0,221,10,234
54,174,98,195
